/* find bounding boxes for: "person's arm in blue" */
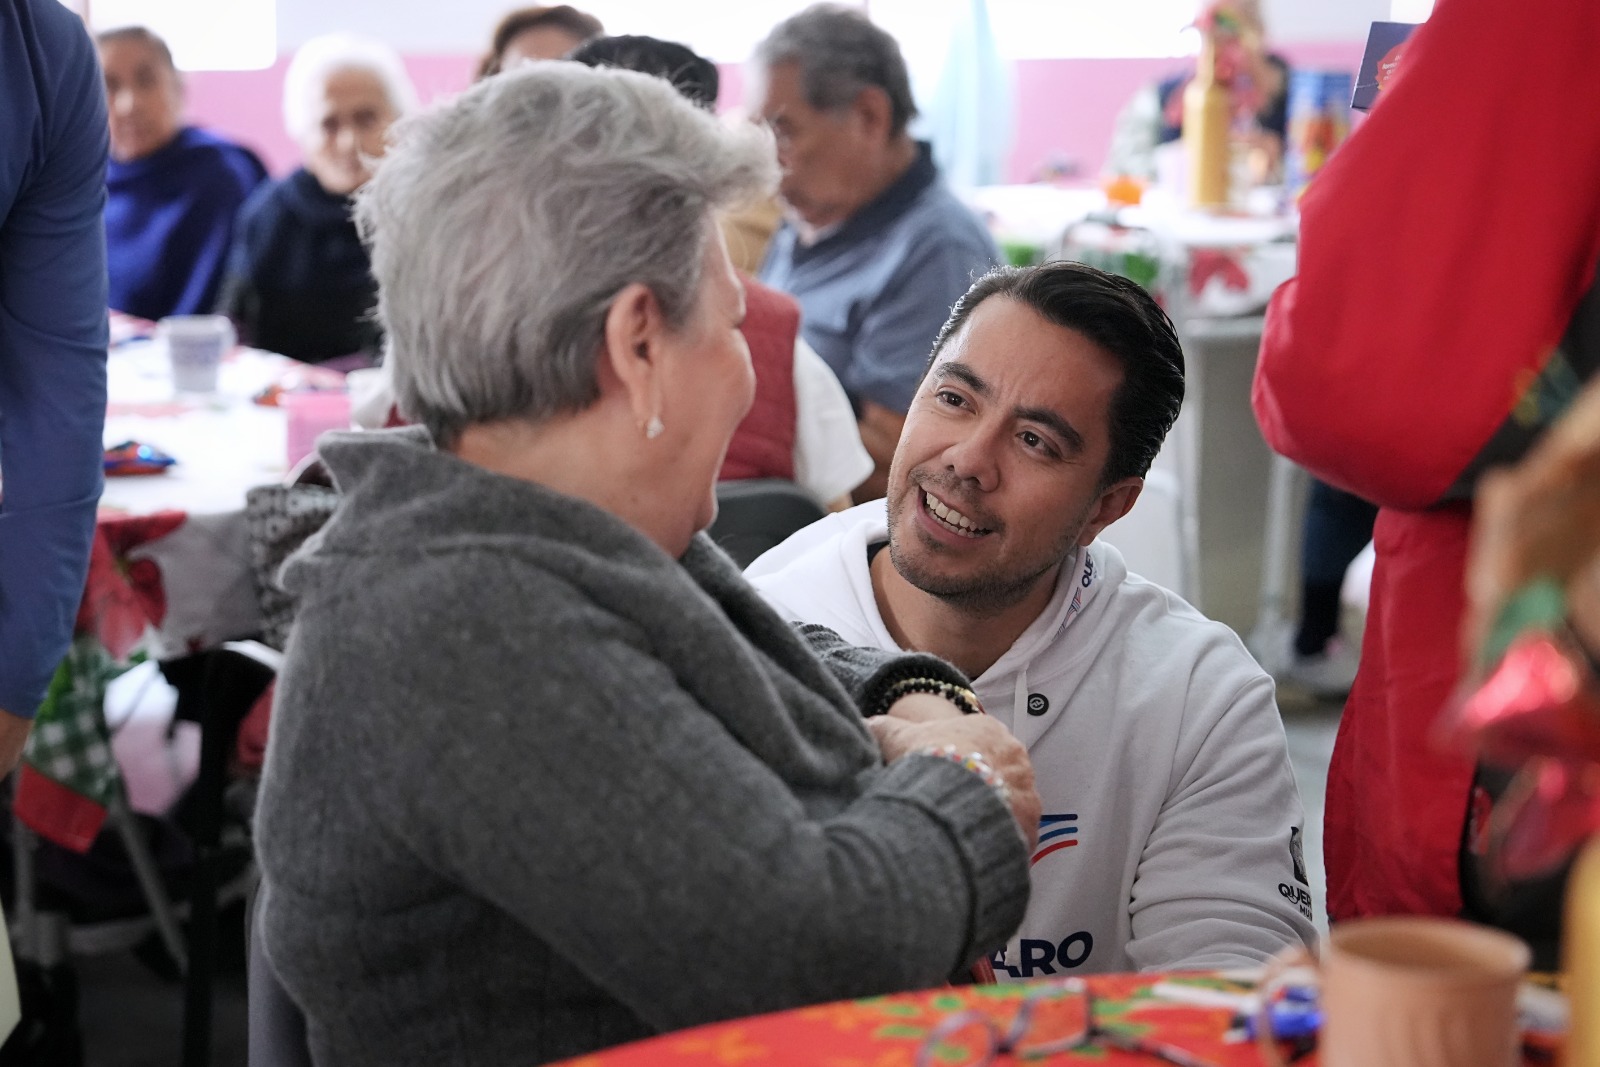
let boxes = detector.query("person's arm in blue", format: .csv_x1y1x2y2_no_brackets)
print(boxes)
0,0,111,769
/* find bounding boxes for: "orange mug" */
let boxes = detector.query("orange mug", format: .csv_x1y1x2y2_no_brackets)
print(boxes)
1257,916,1530,1067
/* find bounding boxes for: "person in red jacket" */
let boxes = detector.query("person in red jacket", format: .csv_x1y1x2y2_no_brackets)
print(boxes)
1252,0,1600,923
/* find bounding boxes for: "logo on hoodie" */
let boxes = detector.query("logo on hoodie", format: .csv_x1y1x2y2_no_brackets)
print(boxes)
1068,552,1095,617
1032,814,1079,865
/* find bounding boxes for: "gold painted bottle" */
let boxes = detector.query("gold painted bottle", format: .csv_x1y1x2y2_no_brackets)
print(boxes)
1183,32,1231,210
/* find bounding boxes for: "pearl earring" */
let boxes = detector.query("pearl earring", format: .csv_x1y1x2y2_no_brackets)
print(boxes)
644,416,664,440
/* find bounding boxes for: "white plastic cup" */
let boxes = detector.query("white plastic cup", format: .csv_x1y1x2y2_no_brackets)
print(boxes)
283,389,352,470
159,315,235,394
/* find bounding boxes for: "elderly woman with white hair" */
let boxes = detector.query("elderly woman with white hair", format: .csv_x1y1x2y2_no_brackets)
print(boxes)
252,64,1037,1065
218,33,416,364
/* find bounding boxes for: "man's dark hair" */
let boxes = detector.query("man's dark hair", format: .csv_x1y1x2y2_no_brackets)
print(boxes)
568,35,719,111
928,261,1185,487
754,4,917,137
477,5,604,80
95,25,177,73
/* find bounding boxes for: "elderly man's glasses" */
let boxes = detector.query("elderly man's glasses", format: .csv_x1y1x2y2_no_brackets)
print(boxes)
913,978,1224,1067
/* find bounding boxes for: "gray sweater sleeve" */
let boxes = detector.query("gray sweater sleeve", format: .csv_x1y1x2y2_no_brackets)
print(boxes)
796,623,974,717
353,558,1027,1033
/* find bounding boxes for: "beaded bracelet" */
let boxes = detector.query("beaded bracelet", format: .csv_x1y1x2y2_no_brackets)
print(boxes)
917,744,1010,807
875,675,984,717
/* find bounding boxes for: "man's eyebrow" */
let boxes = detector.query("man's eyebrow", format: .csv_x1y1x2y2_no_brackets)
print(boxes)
933,360,990,396
1016,404,1085,455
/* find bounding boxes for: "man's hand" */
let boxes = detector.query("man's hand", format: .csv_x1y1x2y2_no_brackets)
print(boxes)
0,711,34,777
868,714,1041,850
884,691,968,723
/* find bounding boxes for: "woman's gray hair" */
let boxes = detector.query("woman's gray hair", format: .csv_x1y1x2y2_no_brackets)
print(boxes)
283,33,419,148
354,63,777,445
752,4,917,136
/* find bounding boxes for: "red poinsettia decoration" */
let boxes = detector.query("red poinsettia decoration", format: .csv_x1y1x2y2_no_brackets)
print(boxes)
76,510,187,659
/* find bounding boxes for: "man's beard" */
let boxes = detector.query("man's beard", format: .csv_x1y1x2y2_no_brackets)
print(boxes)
884,472,1091,618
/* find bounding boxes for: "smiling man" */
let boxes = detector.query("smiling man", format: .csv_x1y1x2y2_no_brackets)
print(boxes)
749,5,998,500
747,261,1316,976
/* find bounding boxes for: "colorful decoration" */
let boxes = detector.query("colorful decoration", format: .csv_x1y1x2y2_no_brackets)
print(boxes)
103,440,176,476
1441,580,1600,881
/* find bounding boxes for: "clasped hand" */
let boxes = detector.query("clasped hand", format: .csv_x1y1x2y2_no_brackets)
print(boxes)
869,693,1042,851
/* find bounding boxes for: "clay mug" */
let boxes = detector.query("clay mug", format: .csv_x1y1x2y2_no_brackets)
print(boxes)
1256,915,1530,1067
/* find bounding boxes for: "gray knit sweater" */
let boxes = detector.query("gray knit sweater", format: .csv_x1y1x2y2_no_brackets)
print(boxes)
254,428,1030,1066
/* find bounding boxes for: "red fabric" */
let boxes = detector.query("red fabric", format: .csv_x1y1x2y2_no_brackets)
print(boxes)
15,765,109,852
720,275,798,483
1253,0,1600,920
1254,0,1600,511
1325,508,1472,920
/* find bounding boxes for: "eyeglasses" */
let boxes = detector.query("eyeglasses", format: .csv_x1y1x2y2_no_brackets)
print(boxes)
913,978,1225,1067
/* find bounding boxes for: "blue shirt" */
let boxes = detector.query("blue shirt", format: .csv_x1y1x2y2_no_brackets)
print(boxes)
106,125,265,321
0,0,110,717
760,143,999,414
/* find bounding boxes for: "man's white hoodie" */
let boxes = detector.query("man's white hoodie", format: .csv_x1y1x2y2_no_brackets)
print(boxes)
747,501,1317,976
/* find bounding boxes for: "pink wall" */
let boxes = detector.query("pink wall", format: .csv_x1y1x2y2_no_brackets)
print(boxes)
184,54,478,175
1008,41,1366,181
185,42,1365,183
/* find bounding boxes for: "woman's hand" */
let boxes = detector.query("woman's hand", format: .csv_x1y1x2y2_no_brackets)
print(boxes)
867,714,1042,851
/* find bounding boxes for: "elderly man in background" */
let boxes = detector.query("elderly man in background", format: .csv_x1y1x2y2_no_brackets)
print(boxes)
1,0,109,770
751,4,1000,500
98,27,265,322
219,33,416,365
749,261,1317,976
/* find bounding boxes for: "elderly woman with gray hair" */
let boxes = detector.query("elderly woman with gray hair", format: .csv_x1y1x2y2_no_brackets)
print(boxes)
253,64,1037,1065
219,33,416,364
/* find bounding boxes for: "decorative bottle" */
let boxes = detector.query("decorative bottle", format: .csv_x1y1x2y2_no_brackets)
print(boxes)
1183,30,1232,210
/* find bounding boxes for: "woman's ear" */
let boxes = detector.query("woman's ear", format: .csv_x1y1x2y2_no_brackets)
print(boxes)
601,282,666,429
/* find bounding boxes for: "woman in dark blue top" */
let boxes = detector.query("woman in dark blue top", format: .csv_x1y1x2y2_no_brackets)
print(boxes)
99,27,266,321
220,34,415,365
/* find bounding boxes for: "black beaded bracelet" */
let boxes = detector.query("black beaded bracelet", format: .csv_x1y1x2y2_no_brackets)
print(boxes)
874,675,983,717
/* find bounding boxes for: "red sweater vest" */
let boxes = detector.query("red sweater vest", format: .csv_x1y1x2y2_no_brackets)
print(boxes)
721,275,798,482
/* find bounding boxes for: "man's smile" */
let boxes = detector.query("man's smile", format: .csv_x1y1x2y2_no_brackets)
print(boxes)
919,487,995,539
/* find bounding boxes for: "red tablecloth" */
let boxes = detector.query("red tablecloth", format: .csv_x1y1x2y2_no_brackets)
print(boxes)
555,973,1269,1067
555,971,1556,1067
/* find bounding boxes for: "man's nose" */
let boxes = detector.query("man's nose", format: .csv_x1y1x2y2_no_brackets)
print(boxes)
111,88,137,116
942,426,1002,493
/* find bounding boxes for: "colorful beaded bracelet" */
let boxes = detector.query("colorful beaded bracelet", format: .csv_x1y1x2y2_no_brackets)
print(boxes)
917,744,1009,807
875,676,983,717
